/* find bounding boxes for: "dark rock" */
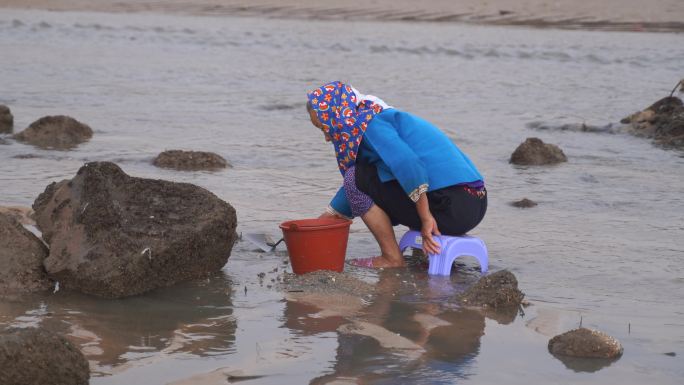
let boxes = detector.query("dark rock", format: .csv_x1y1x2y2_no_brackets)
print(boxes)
0,206,35,225
459,270,524,308
153,150,229,171
0,328,89,385
527,121,619,134
622,96,684,149
510,198,537,208
0,212,51,294
548,328,623,359
12,154,41,159
0,105,12,134
261,103,299,111
32,161,238,298
14,115,93,149
510,137,567,165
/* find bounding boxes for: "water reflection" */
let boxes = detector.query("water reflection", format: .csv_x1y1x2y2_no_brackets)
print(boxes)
1,272,236,373
283,267,519,384
551,355,618,373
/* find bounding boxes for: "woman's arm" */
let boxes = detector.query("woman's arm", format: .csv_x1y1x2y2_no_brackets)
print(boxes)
416,192,441,255
363,117,440,254
325,186,353,219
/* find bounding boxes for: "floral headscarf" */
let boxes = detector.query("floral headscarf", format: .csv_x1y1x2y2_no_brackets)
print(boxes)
307,81,384,174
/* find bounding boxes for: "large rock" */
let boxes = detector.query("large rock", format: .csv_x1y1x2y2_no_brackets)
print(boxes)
14,115,93,149
0,212,51,294
32,161,237,298
459,270,524,309
510,137,568,165
153,150,230,171
0,206,35,225
0,328,89,385
548,328,623,359
0,105,12,134
621,96,684,149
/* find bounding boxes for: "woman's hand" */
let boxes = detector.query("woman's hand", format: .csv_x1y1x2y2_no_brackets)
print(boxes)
319,211,340,219
421,214,441,255
416,192,441,255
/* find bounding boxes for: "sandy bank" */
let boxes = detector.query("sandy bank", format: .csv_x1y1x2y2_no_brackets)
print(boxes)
0,0,682,32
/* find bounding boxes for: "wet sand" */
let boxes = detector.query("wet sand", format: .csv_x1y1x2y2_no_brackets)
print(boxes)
0,0,682,32
1,5,683,383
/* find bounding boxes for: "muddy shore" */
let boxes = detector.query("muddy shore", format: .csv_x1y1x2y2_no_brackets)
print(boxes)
0,0,682,32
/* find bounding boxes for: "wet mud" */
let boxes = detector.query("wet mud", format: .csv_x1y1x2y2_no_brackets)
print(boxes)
459,270,525,309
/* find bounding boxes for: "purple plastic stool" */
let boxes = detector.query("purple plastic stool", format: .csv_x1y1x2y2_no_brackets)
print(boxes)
398,230,488,276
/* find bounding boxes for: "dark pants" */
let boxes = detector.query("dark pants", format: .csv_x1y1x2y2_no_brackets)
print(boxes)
354,162,487,236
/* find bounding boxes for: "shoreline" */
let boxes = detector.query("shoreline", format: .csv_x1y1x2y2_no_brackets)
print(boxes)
0,0,682,33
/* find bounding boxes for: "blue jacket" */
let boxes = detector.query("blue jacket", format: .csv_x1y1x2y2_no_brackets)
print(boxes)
329,109,483,218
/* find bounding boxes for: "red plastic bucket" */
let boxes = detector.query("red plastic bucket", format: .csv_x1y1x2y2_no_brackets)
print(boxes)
279,218,353,275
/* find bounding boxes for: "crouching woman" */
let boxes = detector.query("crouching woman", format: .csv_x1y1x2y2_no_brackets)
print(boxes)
307,81,486,268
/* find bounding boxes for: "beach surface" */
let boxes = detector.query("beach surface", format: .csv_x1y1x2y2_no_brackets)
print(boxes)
1,2,683,383
0,0,683,32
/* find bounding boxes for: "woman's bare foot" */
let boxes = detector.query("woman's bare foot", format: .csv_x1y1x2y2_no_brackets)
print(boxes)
372,254,406,268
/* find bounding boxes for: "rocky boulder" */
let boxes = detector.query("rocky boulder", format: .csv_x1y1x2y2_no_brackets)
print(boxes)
0,206,35,225
548,328,623,359
0,105,12,134
33,161,237,298
510,198,538,208
0,212,51,294
510,137,567,165
621,96,684,149
0,328,89,385
459,270,524,308
153,150,230,171
14,115,93,149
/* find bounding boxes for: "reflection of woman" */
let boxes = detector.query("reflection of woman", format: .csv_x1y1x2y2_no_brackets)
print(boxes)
302,269,486,384
307,81,487,268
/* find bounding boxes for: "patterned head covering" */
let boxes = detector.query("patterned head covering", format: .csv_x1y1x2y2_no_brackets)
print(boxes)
307,81,384,174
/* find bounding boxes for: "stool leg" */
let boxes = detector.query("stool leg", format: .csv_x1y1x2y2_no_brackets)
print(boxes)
398,231,414,253
427,237,451,276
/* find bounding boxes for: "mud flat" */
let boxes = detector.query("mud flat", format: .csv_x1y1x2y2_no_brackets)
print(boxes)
0,0,683,32
282,270,375,317
459,270,525,309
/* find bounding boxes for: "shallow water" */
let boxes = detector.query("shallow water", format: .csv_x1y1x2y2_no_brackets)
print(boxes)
1,8,683,384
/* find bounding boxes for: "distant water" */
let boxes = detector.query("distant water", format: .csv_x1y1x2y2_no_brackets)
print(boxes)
1,9,683,385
